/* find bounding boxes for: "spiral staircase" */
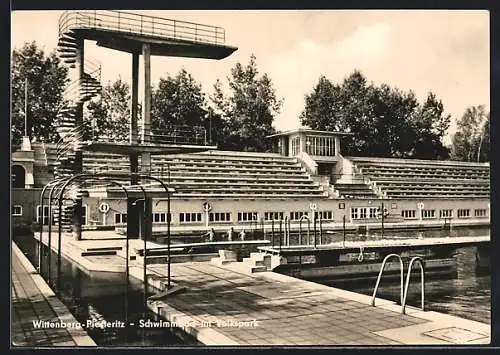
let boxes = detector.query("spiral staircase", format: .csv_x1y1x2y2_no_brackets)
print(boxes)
53,27,102,232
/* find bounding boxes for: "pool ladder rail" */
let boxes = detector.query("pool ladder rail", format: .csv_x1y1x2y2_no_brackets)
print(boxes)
371,254,425,314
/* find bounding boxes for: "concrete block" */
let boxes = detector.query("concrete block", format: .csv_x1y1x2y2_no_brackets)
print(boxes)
250,265,267,273
218,249,237,261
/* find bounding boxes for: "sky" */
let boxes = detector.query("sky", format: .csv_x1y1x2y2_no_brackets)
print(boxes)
11,10,490,144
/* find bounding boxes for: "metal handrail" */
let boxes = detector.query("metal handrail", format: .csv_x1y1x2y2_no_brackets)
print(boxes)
402,257,425,314
59,10,226,45
88,122,208,145
371,253,404,307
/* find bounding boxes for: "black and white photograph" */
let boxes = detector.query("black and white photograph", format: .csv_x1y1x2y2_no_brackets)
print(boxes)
10,9,491,347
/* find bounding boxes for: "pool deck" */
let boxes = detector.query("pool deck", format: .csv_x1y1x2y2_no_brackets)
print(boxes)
31,231,491,346
11,242,96,347
144,261,490,346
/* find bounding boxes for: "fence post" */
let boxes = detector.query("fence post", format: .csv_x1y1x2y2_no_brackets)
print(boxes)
271,219,275,248
313,216,317,248
279,219,282,252
343,215,346,248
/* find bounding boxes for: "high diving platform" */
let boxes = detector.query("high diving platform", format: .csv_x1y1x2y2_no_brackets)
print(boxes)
59,10,237,59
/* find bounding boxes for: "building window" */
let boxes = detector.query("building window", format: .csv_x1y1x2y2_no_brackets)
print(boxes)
457,209,471,218
289,211,308,220
209,212,231,222
421,209,436,219
305,135,335,156
264,212,284,221
115,213,127,225
351,207,378,220
12,205,23,216
474,209,487,217
237,212,258,222
314,210,333,221
179,212,202,224
440,209,453,218
153,212,167,223
37,205,54,225
401,210,416,219
291,136,300,156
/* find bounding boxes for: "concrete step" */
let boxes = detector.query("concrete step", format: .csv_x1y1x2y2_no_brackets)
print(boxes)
211,258,236,267
250,265,267,273
243,257,265,267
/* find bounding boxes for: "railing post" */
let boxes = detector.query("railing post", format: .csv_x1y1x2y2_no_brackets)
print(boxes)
372,253,404,307
313,216,317,248
299,219,302,246
279,219,282,252
342,215,346,248
319,217,323,245
402,257,425,314
271,219,275,248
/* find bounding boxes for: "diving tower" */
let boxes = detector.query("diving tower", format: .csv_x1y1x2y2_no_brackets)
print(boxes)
54,10,238,240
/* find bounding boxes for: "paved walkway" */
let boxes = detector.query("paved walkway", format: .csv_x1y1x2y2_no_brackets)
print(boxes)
146,262,490,346
11,242,96,347
31,232,491,346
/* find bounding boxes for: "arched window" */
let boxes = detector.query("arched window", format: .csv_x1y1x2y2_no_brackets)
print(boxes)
12,165,26,188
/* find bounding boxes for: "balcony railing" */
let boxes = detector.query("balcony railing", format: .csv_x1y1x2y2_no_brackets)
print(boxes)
81,122,209,146
59,10,226,45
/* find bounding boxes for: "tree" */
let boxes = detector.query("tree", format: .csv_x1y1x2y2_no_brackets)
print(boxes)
451,105,489,162
151,69,207,130
84,78,131,141
300,70,451,159
11,41,69,148
412,93,451,159
211,54,283,152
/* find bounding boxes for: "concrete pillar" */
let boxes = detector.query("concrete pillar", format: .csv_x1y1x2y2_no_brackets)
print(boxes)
137,197,153,241
280,137,287,156
141,152,151,175
73,37,85,241
300,134,306,154
141,43,151,144
130,51,139,144
334,136,341,156
476,245,490,269
127,198,140,240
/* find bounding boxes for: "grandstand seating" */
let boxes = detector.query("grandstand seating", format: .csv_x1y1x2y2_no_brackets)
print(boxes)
332,183,379,199
348,156,490,198
38,147,327,198
149,151,327,198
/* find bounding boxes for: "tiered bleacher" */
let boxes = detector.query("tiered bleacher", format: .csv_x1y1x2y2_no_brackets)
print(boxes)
348,156,490,199
332,182,379,199
40,147,327,198
149,151,328,198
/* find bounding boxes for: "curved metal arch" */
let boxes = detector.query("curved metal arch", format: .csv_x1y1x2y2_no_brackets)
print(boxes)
371,253,404,307
402,256,425,314
38,178,68,275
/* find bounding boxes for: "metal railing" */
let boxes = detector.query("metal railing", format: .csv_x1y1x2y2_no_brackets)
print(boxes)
402,257,425,314
372,253,426,314
371,254,404,308
59,10,226,45
88,122,208,146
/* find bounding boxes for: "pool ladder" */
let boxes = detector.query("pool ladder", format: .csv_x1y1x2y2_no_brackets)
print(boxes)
371,254,425,314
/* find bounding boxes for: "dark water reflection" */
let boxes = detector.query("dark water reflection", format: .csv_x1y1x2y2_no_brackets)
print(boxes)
13,234,197,346
299,226,491,324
